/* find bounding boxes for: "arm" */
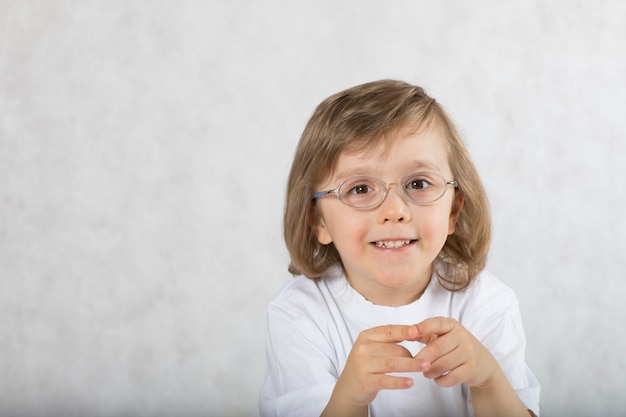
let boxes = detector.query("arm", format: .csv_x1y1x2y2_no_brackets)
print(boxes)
261,302,427,417
413,317,533,417
260,303,342,417
469,363,536,417
320,324,428,417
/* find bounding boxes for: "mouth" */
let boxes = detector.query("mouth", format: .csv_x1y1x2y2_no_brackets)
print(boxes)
372,239,416,249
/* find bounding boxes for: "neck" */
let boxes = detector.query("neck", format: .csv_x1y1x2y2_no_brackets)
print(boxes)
346,270,432,307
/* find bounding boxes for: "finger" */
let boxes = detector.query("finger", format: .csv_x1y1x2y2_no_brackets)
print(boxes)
366,373,415,392
349,336,414,368
423,355,460,380
369,341,413,359
432,361,487,388
366,355,430,374
414,332,461,364
431,365,465,388
415,317,457,342
362,324,419,344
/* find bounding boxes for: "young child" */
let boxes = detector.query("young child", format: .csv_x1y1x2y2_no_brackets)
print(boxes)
259,80,540,417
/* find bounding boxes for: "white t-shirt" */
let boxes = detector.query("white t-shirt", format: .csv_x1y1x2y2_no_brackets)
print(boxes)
259,268,540,417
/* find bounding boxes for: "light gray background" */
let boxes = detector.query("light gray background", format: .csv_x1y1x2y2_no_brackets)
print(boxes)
1,1,625,416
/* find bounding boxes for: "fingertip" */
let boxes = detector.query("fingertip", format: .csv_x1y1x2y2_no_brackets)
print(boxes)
406,325,419,339
413,357,430,372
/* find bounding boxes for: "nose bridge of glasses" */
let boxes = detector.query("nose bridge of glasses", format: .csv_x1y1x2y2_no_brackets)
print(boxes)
381,181,409,204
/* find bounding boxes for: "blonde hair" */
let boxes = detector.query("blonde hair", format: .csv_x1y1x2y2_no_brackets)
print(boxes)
283,80,491,290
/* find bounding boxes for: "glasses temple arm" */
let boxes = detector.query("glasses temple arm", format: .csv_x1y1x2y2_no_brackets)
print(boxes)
312,190,332,199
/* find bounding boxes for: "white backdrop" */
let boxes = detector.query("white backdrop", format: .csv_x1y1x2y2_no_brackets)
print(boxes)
1,1,625,416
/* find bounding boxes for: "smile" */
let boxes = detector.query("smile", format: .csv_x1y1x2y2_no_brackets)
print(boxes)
373,239,414,249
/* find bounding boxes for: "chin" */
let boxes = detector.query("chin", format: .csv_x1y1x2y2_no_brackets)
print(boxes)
376,267,431,287
375,273,420,288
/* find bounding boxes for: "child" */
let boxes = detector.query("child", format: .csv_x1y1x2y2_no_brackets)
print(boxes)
259,80,540,417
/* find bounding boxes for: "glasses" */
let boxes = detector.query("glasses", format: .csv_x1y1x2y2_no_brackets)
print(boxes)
312,171,458,209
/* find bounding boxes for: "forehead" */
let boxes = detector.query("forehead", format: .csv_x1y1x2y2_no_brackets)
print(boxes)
331,128,451,180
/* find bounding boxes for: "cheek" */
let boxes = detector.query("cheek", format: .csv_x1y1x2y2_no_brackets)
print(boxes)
421,210,455,241
325,215,370,250
316,204,368,244
336,218,369,244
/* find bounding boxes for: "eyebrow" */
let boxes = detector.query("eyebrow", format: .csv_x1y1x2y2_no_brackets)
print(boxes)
334,160,440,180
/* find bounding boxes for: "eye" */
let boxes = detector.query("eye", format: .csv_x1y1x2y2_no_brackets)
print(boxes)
341,178,379,197
406,177,432,190
348,183,374,194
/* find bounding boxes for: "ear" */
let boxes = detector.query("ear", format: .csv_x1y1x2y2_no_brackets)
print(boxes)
315,216,333,245
310,205,333,245
448,191,464,235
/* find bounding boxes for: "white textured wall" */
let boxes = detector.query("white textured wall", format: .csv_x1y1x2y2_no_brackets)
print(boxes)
1,1,625,416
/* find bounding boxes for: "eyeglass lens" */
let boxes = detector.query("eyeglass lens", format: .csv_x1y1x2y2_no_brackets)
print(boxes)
338,172,448,208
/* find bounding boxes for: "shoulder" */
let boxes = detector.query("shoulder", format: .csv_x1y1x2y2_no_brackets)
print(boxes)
449,271,528,345
450,270,520,320
470,269,515,292
264,271,351,362
466,270,517,304
271,275,329,306
273,275,323,300
268,269,347,319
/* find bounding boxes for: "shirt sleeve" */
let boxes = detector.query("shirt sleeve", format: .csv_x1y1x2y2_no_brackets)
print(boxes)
259,300,338,417
462,278,541,416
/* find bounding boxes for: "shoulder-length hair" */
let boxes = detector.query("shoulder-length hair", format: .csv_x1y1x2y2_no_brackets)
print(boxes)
283,80,491,290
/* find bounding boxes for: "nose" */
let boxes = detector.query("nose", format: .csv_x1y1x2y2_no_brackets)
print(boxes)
378,184,411,223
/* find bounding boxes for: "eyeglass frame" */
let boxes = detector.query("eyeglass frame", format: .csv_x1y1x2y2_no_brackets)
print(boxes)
312,171,459,209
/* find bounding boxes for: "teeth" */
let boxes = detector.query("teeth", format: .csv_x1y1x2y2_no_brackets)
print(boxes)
374,240,411,249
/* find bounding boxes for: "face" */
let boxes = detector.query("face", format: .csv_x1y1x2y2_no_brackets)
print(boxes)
314,128,462,306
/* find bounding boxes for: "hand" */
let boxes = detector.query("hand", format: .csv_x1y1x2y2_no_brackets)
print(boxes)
413,317,498,388
329,325,429,409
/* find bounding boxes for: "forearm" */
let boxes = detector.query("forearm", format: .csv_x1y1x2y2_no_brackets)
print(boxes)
320,385,368,417
320,402,367,417
470,367,533,417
